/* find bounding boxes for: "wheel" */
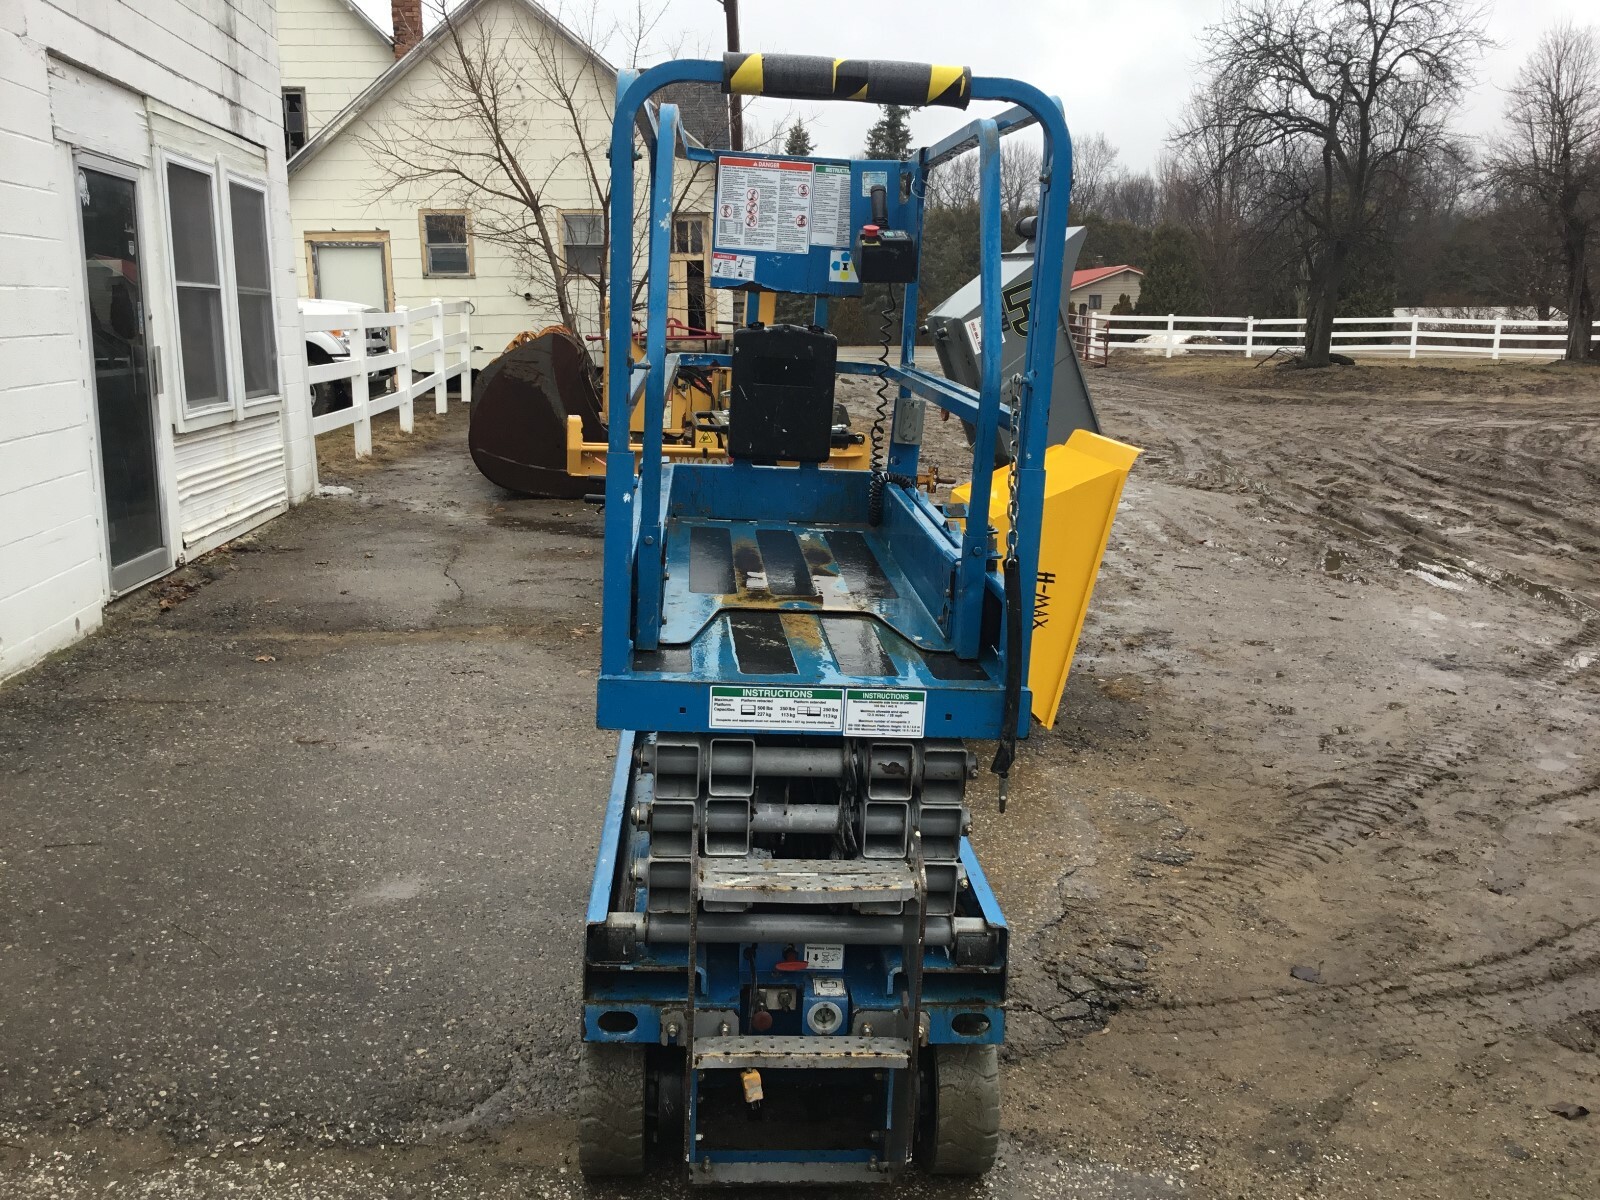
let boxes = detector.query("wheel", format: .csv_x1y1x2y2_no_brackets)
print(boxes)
306,346,352,417
578,1042,646,1176
310,377,351,417
922,1043,1000,1175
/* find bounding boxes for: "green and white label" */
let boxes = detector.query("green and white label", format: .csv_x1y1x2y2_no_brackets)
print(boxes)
844,688,927,737
710,686,843,731
811,163,852,248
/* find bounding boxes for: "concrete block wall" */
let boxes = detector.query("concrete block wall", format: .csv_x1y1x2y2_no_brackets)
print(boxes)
0,15,106,675
1,0,313,681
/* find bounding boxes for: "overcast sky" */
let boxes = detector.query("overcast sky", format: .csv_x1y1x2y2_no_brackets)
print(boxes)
364,0,1598,170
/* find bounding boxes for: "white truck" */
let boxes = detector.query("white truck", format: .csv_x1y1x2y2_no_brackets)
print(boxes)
298,297,391,415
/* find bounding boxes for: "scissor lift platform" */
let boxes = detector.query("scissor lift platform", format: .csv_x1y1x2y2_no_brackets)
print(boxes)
598,461,1021,738
579,50,1089,1185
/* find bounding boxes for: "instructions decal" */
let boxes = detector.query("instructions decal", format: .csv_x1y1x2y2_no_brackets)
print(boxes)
810,163,852,248
715,156,813,255
711,251,755,282
860,169,889,198
844,688,927,737
805,945,846,971
710,685,844,732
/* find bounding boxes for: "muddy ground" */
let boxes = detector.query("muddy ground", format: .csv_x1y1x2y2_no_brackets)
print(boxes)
1,356,1597,1197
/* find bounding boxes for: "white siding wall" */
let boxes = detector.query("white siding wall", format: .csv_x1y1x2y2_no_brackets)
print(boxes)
277,0,395,144
0,0,310,682
287,0,725,366
1071,270,1143,313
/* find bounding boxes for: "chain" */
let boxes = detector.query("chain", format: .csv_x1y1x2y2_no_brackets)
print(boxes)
991,372,1027,813
1004,373,1024,564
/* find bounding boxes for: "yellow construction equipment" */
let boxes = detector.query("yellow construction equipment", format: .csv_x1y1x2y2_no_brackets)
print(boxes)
470,296,868,498
952,430,1140,727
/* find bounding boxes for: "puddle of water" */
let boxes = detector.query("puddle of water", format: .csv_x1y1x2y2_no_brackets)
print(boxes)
1322,548,1346,574
1407,566,1467,591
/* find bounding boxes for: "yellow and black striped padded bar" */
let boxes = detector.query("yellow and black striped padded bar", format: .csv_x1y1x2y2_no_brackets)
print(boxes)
722,52,971,110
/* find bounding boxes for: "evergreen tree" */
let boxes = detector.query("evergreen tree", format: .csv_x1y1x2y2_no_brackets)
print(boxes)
1111,293,1134,315
1135,225,1205,315
863,104,912,159
1079,214,1152,278
783,121,814,157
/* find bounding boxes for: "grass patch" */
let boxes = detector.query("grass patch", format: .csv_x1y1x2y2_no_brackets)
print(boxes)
315,403,467,482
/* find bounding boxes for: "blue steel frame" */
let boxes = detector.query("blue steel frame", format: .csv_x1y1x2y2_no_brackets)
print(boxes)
585,61,1069,1176
599,61,1073,739
583,728,1010,1177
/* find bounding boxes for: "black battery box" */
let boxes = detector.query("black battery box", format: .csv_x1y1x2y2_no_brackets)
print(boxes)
729,324,839,463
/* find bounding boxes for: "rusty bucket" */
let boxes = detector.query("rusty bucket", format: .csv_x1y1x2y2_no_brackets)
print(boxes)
468,328,607,498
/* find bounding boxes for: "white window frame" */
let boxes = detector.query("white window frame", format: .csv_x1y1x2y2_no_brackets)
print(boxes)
419,208,474,278
561,209,605,278
157,149,283,431
223,173,282,409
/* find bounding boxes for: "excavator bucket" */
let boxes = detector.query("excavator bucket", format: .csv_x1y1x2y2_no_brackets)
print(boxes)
468,328,607,498
953,430,1141,728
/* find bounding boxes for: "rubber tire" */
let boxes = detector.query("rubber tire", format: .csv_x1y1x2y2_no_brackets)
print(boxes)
924,1044,1000,1175
578,1043,646,1176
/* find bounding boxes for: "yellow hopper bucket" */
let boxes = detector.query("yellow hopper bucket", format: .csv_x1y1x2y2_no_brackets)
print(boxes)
952,430,1141,728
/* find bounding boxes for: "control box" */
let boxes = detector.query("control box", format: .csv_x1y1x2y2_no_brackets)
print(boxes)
709,154,913,297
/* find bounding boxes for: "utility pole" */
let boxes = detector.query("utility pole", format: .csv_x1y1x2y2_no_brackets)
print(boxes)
722,0,742,150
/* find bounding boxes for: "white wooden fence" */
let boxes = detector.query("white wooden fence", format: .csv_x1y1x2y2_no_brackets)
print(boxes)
1091,312,1596,360
303,299,473,456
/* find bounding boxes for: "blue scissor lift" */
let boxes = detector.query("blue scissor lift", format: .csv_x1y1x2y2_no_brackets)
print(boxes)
580,53,1075,1184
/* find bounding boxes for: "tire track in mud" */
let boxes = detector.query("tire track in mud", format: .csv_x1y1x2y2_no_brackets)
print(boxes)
1081,372,1600,1051
1106,375,1600,683
1138,733,1476,926
1121,916,1600,1044
1506,619,1600,681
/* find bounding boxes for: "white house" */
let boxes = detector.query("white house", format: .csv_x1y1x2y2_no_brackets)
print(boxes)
277,0,398,158
1,0,314,681
280,0,727,367
1069,264,1143,316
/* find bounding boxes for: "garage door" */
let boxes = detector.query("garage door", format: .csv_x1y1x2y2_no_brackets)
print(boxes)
313,242,389,311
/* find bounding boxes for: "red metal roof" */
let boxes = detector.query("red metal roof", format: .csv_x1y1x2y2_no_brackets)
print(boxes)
1070,264,1142,290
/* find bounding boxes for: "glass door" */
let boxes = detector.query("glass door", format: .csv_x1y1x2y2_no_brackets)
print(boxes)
77,163,167,592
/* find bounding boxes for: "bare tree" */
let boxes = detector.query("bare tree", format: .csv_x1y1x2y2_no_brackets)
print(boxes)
1165,75,1275,313
925,149,978,209
923,138,1041,223
1489,22,1600,360
1183,0,1489,366
360,0,708,341
1000,139,1043,221
1069,131,1120,217
1101,172,1162,227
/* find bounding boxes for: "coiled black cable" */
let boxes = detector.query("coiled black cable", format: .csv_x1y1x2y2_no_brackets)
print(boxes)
866,285,902,526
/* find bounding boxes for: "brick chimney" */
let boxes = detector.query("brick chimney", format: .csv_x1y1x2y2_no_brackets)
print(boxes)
391,0,423,59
